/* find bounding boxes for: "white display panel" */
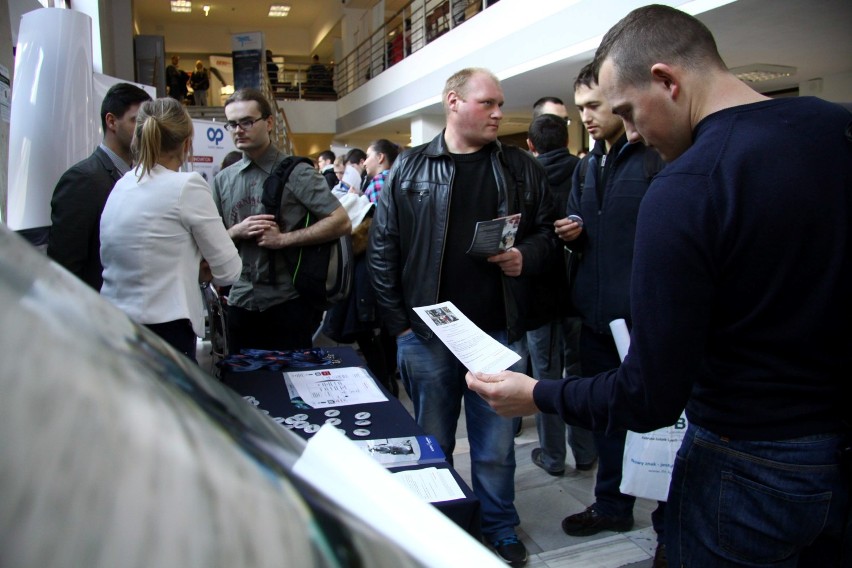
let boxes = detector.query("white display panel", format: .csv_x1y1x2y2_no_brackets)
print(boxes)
7,8,94,231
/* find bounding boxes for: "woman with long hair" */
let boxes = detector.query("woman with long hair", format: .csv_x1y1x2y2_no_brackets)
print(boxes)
100,97,241,361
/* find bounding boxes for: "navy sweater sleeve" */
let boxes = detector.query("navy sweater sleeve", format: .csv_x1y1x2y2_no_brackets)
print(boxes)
536,98,852,439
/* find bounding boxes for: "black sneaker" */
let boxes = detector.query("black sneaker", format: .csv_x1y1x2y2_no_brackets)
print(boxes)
492,534,528,567
561,505,634,536
653,543,668,568
531,448,564,476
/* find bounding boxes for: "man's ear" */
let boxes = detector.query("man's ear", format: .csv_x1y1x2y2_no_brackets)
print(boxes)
650,63,680,100
104,112,118,133
526,138,536,154
447,90,460,112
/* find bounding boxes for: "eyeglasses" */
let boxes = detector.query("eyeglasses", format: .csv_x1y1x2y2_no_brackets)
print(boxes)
224,116,267,131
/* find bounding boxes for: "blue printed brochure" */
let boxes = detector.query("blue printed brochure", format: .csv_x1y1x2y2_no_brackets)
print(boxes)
352,435,446,467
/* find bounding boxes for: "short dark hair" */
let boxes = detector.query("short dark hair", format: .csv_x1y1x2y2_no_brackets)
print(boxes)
318,150,335,162
221,150,243,169
528,114,568,154
100,83,151,131
224,88,273,118
592,4,726,88
369,139,400,168
573,62,597,93
344,148,366,165
532,96,565,118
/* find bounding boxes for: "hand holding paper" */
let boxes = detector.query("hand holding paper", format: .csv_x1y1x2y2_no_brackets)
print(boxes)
487,247,523,277
464,370,539,417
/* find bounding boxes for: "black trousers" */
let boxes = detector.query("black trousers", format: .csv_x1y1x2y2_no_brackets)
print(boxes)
226,298,320,353
146,319,197,363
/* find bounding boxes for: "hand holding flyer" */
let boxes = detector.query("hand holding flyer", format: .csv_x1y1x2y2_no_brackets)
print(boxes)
412,301,521,373
466,213,521,257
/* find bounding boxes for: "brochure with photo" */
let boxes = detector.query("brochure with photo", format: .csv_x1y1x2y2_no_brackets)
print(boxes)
352,435,446,466
466,213,521,257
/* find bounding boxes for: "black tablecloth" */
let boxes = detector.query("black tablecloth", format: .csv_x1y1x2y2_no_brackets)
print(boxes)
220,346,481,539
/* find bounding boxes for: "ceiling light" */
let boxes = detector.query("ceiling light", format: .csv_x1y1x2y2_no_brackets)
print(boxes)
730,63,796,83
203,4,210,16
268,4,291,17
170,0,192,13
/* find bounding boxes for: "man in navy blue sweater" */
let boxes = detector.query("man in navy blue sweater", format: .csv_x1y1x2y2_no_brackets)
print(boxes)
467,5,851,566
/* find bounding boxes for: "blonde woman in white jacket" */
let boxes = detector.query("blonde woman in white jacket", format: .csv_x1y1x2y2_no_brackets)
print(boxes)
100,97,241,361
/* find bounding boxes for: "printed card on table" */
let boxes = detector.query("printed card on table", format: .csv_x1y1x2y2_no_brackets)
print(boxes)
284,366,388,408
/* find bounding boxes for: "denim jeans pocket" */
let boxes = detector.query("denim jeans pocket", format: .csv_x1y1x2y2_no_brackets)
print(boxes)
718,470,831,563
396,330,417,344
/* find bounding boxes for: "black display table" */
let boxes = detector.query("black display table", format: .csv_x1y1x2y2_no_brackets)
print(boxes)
220,346,481,539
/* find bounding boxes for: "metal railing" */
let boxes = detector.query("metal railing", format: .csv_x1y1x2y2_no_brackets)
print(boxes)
334,0,487,98
267,58,338,102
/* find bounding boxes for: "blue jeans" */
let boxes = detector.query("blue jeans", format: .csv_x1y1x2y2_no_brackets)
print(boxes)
396,329,523,541
667,424,850,566
517,320,596,471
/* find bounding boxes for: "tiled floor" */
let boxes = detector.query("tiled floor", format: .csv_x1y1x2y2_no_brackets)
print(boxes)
199,338,660,567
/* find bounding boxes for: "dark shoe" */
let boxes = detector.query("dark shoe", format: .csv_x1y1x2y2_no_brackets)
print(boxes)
531,448,564,476
653,543,668,568
492,534,528,567
561,505,634,536
575,458,597,471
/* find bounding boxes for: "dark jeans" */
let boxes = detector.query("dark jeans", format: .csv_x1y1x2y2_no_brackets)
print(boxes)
146,319,197,363
580,326,666,536
668,425,849,566
226,298,320,353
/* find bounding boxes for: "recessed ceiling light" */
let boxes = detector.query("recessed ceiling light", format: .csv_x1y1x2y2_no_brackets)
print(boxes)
729,63,797,83
170,0,191,13
268,4,291,17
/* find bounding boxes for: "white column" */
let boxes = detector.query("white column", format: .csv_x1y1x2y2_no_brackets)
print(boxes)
6,8,95,231
410,114,444,146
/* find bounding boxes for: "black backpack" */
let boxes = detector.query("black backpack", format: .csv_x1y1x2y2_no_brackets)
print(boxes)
261,157,353,310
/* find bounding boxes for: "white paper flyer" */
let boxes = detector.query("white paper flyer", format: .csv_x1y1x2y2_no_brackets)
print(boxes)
412,301,521,373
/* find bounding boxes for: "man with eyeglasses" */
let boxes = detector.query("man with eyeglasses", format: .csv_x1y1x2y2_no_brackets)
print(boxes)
212,88,350,353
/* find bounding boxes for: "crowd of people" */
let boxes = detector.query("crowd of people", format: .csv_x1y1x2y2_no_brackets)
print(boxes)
44,5,850,568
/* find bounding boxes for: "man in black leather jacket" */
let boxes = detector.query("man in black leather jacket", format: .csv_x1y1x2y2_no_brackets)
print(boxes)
368,68,557,567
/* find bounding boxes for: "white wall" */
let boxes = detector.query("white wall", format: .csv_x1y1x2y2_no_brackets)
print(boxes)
801,71,852,103
279,100,337,133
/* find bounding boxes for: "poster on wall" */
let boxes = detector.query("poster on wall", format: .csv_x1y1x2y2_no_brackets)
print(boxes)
190,119,237,183
209,55,234,106
231,31,264,91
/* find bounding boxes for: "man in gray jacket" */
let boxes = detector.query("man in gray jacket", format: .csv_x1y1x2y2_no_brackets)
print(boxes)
47,83,151,290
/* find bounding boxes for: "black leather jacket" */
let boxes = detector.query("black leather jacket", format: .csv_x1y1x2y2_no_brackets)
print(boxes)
368,132,558,342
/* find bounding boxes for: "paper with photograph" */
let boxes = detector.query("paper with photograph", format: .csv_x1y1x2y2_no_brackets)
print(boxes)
412,301,521,373
466,213,521,257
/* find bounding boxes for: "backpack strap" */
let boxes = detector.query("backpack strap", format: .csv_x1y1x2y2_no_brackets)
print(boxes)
260,156,315,285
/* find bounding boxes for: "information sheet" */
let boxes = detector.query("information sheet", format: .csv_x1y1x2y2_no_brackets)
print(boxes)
285,366,388,408
412,301,521,373
392,467,466,502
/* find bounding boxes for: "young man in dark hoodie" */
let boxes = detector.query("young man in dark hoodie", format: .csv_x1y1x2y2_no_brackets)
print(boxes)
522,113,597,479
